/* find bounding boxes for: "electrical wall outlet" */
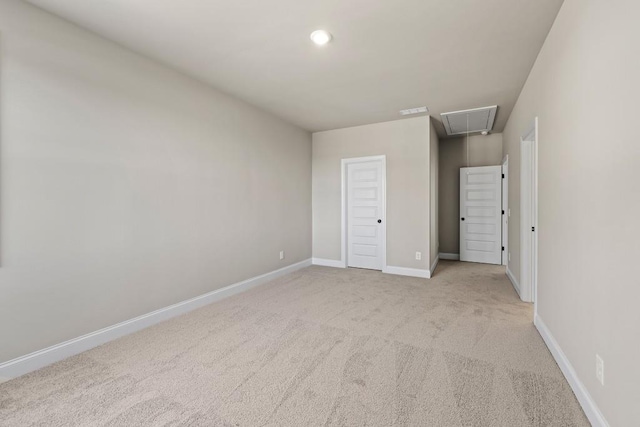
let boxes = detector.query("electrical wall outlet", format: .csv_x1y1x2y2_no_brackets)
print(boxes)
596,354,604,385
279,251,285,260
508,252,511,262
415,252,422,261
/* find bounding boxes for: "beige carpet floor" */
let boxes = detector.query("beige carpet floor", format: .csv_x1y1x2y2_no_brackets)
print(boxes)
0,261,588,426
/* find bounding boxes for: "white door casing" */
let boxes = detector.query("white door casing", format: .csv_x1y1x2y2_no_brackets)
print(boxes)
343,156,385,270
502,156,509,266
460,165,502,265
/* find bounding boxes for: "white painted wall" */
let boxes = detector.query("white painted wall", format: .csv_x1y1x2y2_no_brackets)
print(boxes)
312,116,435,271
0,0,311,363
502,0,640,424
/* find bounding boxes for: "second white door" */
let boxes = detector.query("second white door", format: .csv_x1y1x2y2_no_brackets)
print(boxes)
347,159,384,270
460,165,502,265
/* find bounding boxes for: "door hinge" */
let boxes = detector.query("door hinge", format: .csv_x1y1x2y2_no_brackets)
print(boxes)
502,210,505,215
532,226,535,232
502,246,505,251
502,173,505,179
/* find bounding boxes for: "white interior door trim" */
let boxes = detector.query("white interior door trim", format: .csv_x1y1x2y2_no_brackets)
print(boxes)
520,117,539,304
341,155,387,270
502,155,509,266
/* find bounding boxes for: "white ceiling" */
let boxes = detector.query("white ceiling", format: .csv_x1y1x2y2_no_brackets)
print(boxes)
25,0,564,135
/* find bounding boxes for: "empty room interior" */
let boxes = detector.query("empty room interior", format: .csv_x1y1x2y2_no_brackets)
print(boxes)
0,0,638,425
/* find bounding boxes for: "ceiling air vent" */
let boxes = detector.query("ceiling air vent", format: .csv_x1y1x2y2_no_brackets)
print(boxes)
440,105,497,136
399,106,429,116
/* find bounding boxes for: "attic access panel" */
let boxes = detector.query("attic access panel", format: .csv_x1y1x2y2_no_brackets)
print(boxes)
441,105,498,136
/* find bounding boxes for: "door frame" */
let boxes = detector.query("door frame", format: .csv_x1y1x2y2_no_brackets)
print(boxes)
341,155,387,269
502,155,509,266
520,117,538,304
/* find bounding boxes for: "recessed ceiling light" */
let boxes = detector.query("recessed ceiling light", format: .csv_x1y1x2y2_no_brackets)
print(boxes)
310,30,332,46
399,106,429,116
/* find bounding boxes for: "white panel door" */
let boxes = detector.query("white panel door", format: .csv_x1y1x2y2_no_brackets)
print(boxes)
347,160,384,270
460,166,502,265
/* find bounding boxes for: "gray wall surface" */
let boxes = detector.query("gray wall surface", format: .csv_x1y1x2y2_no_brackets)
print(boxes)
312,116,435,270
429,123,439,267
438,133,503,254
0,0,311,363
502,0,640,424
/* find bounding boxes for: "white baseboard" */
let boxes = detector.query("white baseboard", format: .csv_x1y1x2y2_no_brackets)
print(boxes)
383,265,431,279
311,258,346,268
506,267,521,297
430,256,439,276
439,253,460,260
534,314,609,427
0,258,312,380
313,257,431,279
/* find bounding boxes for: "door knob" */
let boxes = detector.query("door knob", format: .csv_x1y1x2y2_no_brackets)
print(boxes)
461,218,465,221
377,219,382,223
